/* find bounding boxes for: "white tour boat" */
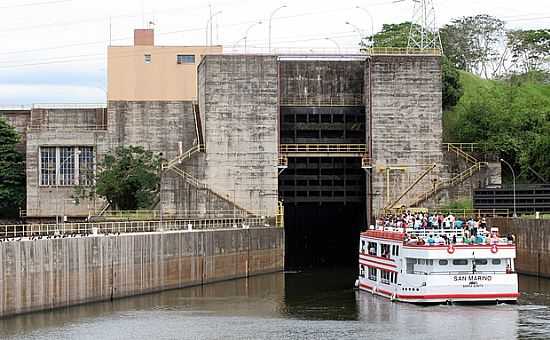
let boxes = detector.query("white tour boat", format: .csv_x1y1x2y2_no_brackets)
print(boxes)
357,226,519,304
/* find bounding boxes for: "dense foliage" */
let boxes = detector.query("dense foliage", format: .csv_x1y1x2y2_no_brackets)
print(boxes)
445,71,550,182
74,146,162,210
0,117,25,216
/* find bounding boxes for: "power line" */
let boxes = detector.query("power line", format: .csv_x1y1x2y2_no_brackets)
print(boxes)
0,33,362,69
0,0,70,9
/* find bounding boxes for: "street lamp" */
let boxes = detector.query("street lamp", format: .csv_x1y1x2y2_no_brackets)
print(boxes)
325,37,341,54
355,6,375,38
268,5,287,53
243,21,263,54
205,10,222,46
345,21,364,41
500,158,517,218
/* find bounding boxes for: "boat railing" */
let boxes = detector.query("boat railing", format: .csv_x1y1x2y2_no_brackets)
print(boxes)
408,228,464,239
409,270,512,275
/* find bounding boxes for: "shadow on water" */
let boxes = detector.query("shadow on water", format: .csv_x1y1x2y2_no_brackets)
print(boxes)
0,269,549,339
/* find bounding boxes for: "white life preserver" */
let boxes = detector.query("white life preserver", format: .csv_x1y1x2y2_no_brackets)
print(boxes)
491,244,498,253
447,244,455,254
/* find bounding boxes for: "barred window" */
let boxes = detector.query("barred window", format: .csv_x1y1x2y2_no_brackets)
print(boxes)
59,147,75,186
79,146,95,186
40,147,57,186
39,146,95,186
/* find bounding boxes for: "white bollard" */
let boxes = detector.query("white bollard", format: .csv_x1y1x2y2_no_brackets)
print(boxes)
187,223,193,231
536,211,540,219
91,227,98,236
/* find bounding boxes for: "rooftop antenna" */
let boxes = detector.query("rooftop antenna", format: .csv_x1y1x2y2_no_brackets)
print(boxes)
396,0,442,50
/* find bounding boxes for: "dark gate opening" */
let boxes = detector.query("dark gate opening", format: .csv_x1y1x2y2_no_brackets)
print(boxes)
278,60,367,268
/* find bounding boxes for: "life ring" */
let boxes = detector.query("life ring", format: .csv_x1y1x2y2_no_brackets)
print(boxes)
447,245,455,254
491,244,498,253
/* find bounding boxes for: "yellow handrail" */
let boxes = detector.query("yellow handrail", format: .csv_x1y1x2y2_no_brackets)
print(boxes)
280,144,367,153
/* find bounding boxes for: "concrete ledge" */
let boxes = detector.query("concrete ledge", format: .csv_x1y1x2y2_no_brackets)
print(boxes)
0,227,284,318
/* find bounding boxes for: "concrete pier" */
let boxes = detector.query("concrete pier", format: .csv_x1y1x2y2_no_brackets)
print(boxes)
0,227,284,318
489,218,550,278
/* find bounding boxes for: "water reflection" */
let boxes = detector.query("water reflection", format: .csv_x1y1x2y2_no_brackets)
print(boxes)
0,269,549,340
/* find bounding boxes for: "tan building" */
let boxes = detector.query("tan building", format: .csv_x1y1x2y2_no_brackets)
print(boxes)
107,29,222,101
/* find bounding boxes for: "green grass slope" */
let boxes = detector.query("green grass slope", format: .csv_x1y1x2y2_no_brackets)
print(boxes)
443,71,550,143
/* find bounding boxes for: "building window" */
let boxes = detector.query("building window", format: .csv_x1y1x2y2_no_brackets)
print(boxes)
79,146,95,186
39,146,95,186
144,54,152,64
177,54,195,64
40,147,57,186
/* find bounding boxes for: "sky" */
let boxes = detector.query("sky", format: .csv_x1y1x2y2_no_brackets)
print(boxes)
0,0,548,105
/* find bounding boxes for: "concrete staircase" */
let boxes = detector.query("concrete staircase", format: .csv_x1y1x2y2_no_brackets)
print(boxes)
409,144,487,208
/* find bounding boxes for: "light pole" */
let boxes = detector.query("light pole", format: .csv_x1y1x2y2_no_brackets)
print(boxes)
244,21,262,54
268,5,287,53
500,158,517,218
205,10,222,46
355,5,375,40
325,37,341,54
345,21,364,42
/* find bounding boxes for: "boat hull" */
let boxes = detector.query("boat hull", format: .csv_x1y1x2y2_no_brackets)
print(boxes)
358,282,519,304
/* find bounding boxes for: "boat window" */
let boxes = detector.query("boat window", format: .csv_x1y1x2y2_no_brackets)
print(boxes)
439,259,448,265
452,259,468,266
381,244,391,258
361,240,366,253
418,259,426,265
475,259,488,265
368,267,377,281
391,272,398,284
368,242,378,256
395,246,399,256
360,264,366,278
492,259,502,265
381,270,391,284
426,259,434,265
406,258,415,274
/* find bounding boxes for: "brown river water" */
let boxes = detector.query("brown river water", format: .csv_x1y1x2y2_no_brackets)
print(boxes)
0,268,549,340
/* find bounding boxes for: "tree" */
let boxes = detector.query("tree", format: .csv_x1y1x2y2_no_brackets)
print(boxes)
361,22,415,49
0,117,25,216
507,29,550,73
440,14,507,78
362,22,463,111
75,146,162,210
442,56,464,111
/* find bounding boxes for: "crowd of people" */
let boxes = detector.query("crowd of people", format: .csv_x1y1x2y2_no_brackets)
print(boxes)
376,210,515,245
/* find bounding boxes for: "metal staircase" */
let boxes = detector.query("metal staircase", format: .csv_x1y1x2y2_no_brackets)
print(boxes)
408,143,487,208
163,162,254,216
162,144,205,171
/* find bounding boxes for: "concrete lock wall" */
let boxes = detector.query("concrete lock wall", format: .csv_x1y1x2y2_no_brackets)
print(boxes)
0,227,284,318
488,218,550,278
369,55,443,215
198,55,279,216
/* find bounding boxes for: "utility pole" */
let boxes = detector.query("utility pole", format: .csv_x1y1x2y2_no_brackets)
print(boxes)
500,159,517,218
325,37,341,54
268,5,287,53
205,9,222,46
244,21,262,54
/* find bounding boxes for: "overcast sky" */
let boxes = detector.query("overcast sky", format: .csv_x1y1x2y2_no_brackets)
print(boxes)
0,0,548,105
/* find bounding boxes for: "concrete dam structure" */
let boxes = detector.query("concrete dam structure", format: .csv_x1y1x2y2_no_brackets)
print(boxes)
0,50,500,268
0,226,283,318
